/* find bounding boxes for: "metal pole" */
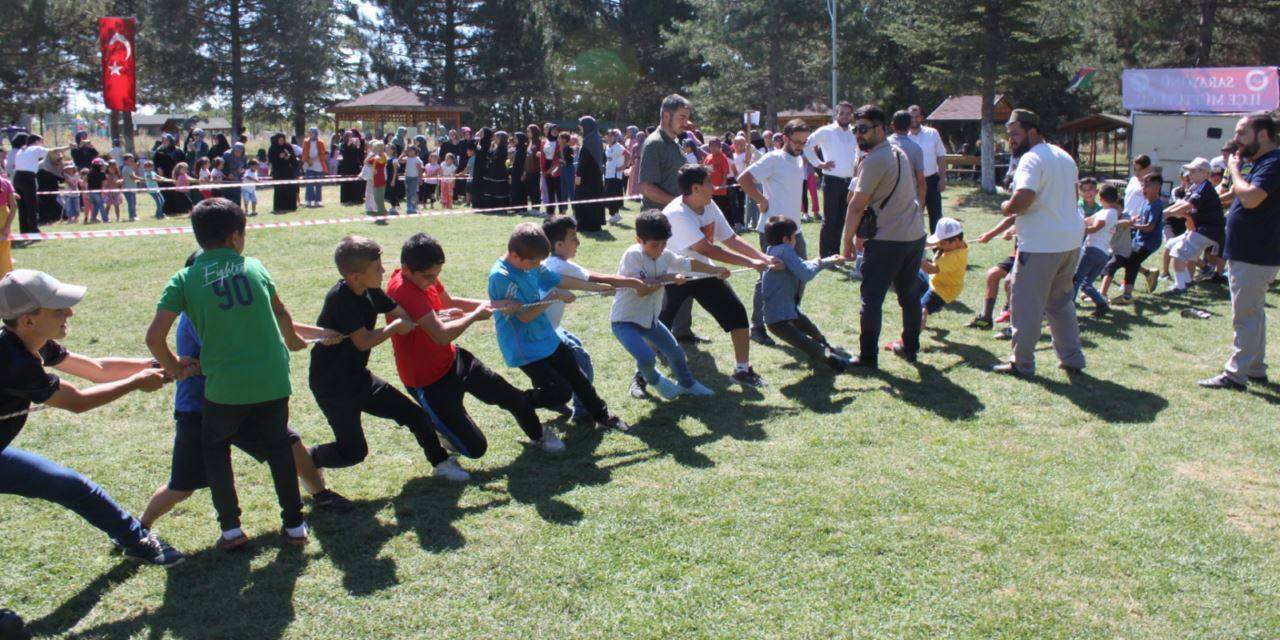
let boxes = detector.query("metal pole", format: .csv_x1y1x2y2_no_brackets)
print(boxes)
828,0,837,111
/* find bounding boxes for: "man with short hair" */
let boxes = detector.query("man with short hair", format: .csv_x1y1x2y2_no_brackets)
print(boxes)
803,102,860,258
889,110,928,208
908,105,948,232
841,105,927,367
991,109,1086,377
1200,113,1280,390
740,118,811,345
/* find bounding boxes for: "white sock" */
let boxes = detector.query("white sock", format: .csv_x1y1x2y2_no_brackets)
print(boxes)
221,527,244,540
735,362,750,373
1173,268,1191,289
285,523,308,538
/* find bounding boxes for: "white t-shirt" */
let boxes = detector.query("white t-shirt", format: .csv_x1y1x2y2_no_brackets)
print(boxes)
732,148,758,175
745,149,806,232
1123,174,1145,217
403,155,423,178
907,125,947,177
14,145,46,173
610,244,693,327
1012,142,1084,253
1083,207,1119,253
305,141,324,172
664,196,735,266
441,162,456,179
605,142,626,179
542,255,590,329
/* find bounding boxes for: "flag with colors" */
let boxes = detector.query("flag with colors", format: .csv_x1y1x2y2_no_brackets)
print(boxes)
1068,67,1096,92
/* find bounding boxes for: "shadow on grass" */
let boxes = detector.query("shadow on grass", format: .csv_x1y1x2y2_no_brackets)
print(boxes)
870,362,985,421
1030,370,1169,423
65,543,307,640
27,562,140,637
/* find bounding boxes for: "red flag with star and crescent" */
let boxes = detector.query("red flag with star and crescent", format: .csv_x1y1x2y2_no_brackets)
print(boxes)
98,17,137,112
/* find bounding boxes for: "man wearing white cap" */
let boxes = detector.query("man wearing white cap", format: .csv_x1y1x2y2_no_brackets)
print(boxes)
1163,157,1227,293
0,270,185,569
992,109,1086,377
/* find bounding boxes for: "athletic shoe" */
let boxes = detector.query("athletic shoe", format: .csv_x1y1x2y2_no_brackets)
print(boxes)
994,327,1013,341
749,329,776,346
535,430,566,453
731,367,767,388
676,380,715,396
887,340,917,363
1161,286,1186,297
653,375,681,400
312,489,354,512
598,414,631,432
281,523,309,547
967,315,993,329
1145,269,1159,293
994,309,1011,323
121,531,185,566
1198,372,1245,390
215,531,250,552
1159,273,1172,281
609,213,623,225
826,344,852,359
991,362,1029,378
1111,294,1133,306
432,458,471,482
629,371,649,398
844,356,877,370
675,333,712,345
825,354,851,373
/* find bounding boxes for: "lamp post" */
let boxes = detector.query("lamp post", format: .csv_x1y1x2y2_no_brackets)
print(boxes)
827,0,837,111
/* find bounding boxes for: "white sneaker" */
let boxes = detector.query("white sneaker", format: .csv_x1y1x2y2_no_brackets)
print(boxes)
609,213,622,225
677,380,715,396
432,458,471,482
535,429,566,453
653,375,681,400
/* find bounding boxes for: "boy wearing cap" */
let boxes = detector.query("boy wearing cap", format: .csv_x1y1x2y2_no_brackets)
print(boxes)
0,269,185,567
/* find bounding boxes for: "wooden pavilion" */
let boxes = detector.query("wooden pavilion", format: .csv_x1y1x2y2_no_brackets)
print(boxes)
1055,113,1130,178
329,86,469,136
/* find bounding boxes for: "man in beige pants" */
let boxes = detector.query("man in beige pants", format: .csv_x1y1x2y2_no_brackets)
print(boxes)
992,110,1086,377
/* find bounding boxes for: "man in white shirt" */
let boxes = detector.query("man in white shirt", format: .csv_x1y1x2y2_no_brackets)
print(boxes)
603,129,628,225
803,102,859,258
660,164,779,388
992,109,1086,377
908,105,949,232
740,118,810,344
12,134,66,236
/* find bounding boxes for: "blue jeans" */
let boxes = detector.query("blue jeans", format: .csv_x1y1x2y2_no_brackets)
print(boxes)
558,330,594,418
0,446,146,546
404,176,419,213
1073,246,1110,306
124,192,137,220
560,165,575,211
89,193,107,222
744,196,760,230
62,195,80,219
149,191,165,218
611,321,695,387
304,169,324,204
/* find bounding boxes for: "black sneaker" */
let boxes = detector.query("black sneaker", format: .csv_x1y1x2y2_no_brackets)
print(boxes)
121,531,185,567
731,367,767,388
1198,372,1246,390
629,371,649,398
825,354,850,373
889,342,917,363
0,608,30,640
313,489,354,512
845,356,878,370
967,315,993,329
675,333,712,345
749,330,776,347
598,414,631,432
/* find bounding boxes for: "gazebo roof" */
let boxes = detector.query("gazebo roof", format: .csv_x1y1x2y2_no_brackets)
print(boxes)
927,95,1013,123
330,86,467,114
777,104,832,119
1056,113,1130,134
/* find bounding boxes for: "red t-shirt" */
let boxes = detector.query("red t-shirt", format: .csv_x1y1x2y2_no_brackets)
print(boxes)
704,152,730,196
385,269,457,388
369,156,387,188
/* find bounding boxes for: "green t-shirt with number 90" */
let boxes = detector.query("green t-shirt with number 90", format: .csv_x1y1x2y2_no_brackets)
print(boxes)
157,248,292,405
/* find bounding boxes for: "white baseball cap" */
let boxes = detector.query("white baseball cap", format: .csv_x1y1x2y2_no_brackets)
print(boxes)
0,270,86,320
927,217,964,244
1182,157,1211,172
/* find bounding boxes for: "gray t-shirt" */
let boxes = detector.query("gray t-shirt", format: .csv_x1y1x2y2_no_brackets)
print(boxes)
854,141,925,242
638,129,686,210
888,133,924,178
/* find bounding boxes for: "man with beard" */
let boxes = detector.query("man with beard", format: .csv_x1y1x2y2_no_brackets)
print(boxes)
840,105,926,368
1200,113,1280,391
739,119,812,346
803,102,860,259
990,109,1085,378
908,105,948,233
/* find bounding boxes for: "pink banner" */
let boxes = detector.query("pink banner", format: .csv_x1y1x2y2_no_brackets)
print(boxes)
1122,67,1279,113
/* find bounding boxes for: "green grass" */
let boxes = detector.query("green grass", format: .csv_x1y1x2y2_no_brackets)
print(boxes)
3,186,1280,639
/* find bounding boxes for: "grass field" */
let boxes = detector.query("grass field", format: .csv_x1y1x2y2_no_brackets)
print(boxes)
3,186,1280,639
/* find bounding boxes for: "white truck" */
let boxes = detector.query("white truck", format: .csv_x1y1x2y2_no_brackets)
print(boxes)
1128,111,1243,182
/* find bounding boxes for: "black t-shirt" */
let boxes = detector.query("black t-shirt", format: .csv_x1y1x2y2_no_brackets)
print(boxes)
0,329,67,452
309,281,397,395
71,144,99,170
1225,149,1280,265
1188,179,1225,238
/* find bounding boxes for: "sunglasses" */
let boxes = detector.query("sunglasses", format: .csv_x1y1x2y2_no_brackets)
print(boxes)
853,124,878,135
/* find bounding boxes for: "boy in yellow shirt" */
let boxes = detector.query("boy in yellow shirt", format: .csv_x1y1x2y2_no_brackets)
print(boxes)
917,217,968,328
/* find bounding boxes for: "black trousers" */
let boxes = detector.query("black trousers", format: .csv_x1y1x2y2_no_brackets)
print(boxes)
605,177,626,215
819,175,851,258
13,170,38,234
1104,247,1156,287
713,193,737,228
410,348,543,457
859,237,926,362
202,397,303,531
925,174,942,233
544,174,560,215
519,342,609,422
312,374,448,469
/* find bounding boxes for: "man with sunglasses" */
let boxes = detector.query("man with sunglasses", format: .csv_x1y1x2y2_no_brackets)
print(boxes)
739,119,813,345
841,105,927,368
804,102,860,260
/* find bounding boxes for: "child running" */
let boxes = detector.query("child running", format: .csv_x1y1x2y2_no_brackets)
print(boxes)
242,160,260,216
440,153,456,209
1101,174,1164,305
914,216,968,331
758,216,851,371
1072,183,1122,318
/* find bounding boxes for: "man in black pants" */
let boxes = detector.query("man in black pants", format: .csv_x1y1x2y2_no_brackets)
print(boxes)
841,105,928,367
803,102,860,260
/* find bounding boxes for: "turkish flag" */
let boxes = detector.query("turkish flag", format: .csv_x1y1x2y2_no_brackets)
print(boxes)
99,17,137,112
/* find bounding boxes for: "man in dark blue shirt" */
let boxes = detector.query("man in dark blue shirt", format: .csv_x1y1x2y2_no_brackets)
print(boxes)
1200,113,1280,390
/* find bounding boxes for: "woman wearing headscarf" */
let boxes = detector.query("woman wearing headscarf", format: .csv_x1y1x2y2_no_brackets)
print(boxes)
385,126,407,207
510,131,529,212
36,148,66,225
572,116,606,231
221,142,248,204
268,133,299,213
470,127,492,209
338,128,366,205
413,135,431,206
522,125,543,212
207,133,230,163
484,130,511,210
152,134,189,217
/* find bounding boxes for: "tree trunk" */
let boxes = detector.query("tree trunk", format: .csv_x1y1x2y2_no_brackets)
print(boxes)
1195,0,1216,66
122,110,135,154
229,0,244,137
766,32,781,131
292,95,306,140
443,0,457,100
109,110,121,145
979,13,999,193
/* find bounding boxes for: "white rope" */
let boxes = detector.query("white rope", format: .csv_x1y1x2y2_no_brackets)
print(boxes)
0,405,48,421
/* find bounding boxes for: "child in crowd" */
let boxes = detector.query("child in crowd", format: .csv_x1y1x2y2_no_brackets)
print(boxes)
440,153,456,209
423,152,441,209
210,158,225,201
141,160,166,219
365,141,389,221
104,162,123,222
489,222,629,433
1073,183,1122,318
757,216,851,371
121,154,139,221
146,198,338,550
171,162,194,214
62,163,83,223
464,147,477,206
1100,174,1164,305
969,215,1017,329
195,157,212,203
86,159,107,223
139,252,352,530
542,215,648,419
683,138,699,165
242,160,260,216
257,151,270,178
307,236,464,479
914,217,968,331
400,147,423,214
386,232,557,467
384,149,400,216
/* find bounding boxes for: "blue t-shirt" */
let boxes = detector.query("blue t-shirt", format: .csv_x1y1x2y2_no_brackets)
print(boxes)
487,258,563,367
1224,149,1280,265
174,313,205,414
1132,198,1164,253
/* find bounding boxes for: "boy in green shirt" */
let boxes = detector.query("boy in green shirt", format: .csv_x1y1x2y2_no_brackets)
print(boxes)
146,197,338,551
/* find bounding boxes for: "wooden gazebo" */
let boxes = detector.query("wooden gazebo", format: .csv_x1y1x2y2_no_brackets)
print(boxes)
330,86,468,136
1056,113,1130,178
777,104,833,131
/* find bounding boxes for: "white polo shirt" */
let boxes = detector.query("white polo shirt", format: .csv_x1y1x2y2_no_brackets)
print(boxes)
802,122,859,179
908,125,947,177
1012,142,1084,253
744,149,806,232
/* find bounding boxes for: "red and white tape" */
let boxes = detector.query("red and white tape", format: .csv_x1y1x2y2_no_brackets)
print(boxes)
36,172,469,197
